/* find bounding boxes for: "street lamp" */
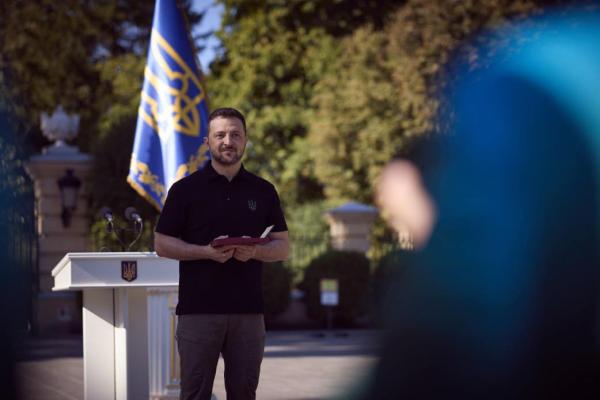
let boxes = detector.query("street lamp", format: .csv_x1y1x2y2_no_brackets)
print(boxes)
57,169,81,227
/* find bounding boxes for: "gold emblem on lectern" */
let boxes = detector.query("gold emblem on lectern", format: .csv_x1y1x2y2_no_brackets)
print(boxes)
121,261,137,282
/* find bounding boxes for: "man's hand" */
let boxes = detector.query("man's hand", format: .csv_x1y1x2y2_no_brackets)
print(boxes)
207,246,235,263
233,245,257,262
208,235,235,263
375,160,436,249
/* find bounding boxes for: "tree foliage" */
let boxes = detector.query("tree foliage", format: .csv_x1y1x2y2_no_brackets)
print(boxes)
0,1,203,131
0,1,203,237
308,0,538,202
0,0,550,261
209,0,405,206
309,27,403,202
0,1,159,146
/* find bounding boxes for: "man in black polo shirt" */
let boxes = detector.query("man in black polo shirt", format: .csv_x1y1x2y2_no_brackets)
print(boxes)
154,107,290,400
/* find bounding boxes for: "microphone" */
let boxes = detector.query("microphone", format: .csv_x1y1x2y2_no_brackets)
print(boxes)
124,207,142,224
99,207,114,233
99,206,113,223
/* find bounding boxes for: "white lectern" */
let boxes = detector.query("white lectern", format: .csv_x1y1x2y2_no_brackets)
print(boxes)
52,252,180,400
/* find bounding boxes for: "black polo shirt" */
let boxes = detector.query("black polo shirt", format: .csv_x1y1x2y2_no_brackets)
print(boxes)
155,163,288,314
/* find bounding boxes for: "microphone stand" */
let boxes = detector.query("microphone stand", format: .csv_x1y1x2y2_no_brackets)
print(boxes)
100,207,144,252
125,219,144,251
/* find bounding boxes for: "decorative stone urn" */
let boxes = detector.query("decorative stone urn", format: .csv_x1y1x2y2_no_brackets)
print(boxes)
40,105,80,148
324,201,378,253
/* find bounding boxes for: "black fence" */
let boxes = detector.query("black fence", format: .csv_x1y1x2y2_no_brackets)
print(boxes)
1,187,37,330
0,111,38,332
285,230,403,284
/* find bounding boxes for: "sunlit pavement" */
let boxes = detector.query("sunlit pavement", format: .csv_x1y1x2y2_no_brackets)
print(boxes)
16,330,380,400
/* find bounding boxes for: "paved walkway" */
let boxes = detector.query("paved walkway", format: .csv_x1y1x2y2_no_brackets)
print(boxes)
16,330,380,400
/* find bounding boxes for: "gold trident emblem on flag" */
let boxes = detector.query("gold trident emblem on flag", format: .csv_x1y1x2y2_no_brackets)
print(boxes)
140,29,206,142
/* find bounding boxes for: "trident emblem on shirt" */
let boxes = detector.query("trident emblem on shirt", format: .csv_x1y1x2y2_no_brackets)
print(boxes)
248,200,257,211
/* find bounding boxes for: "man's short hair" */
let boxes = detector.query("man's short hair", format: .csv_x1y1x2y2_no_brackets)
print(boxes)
208,107,246,133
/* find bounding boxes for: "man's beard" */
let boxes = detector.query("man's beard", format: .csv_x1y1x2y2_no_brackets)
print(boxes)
210,145,245,166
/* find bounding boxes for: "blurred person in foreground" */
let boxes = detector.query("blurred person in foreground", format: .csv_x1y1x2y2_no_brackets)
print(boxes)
154,107,290,400
368,8,600,400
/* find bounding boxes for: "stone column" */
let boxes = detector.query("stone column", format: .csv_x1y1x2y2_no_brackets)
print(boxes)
324,201,378,253
25,106,92,334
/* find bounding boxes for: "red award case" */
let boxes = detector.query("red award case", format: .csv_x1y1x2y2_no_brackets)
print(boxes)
210,237,271,247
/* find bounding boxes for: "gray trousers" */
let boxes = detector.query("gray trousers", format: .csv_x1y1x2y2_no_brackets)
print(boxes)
176,314,265,400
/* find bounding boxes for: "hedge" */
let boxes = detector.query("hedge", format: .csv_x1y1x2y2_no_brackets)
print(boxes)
301,250,371,325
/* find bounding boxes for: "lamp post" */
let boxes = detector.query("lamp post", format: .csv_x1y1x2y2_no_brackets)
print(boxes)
57,169,81,228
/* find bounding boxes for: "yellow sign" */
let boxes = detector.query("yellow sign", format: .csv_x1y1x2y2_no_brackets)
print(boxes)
320,279,339,306
320,279,338,292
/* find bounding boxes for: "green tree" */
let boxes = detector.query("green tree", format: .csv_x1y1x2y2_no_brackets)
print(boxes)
0,1,153,145
209,0,404,206
309,27,403,203
0,1,202,142
386,0,537,137
0,1,204,239
309,0,538,203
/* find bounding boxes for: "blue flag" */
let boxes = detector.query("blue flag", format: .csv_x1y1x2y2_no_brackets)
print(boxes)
128,0,209,210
